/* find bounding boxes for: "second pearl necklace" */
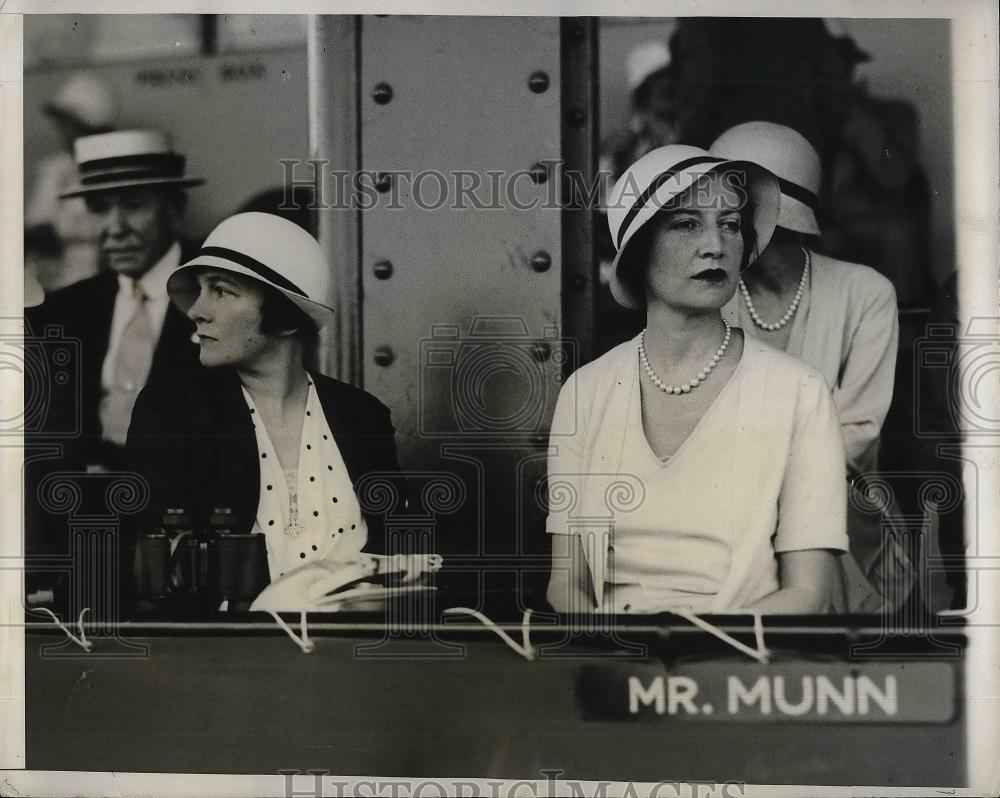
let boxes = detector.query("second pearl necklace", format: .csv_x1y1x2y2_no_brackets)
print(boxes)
739,246,809,331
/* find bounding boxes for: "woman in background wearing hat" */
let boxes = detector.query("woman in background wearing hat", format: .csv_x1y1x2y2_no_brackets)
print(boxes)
711,122,898,478
546,145,848,615
711,122,901,612
127,212,404,585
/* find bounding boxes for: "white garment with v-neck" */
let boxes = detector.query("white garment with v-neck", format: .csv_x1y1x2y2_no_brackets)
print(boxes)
546,332,848,614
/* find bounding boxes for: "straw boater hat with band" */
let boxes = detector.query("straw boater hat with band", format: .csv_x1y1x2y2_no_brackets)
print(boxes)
606,144,781,309
710,121,822,236
167,212,335,330
60,129,204,199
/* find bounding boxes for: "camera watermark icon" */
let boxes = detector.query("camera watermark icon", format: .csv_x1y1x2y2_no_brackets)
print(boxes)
914,317,1000,437
0,320,81,438
418,317,576,439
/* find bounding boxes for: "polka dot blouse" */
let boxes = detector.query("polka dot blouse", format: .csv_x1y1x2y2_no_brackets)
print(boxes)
241,381,367,579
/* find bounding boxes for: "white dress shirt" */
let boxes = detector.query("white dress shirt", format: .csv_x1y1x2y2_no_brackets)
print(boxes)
101,241,182,392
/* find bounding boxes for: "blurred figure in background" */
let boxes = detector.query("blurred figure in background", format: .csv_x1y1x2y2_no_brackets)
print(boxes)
25,73,118,292
600,42,680,187
597,42,681,351
236,184,317,236
661,17,934,307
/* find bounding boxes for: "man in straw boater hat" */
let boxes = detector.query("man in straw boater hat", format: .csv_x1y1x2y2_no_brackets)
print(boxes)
29,129,205,471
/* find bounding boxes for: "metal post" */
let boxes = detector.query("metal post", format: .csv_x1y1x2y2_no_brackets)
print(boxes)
560,18,598,369
307,15,362,385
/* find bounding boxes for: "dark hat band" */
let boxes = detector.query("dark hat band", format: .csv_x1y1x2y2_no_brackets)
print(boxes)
616,156,726,250
197,246,308,298
78,153,186,185
776,176,818,210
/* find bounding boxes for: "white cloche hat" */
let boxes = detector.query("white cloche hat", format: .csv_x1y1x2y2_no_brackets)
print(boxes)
607,144,781,309
711,121,822,236
168,212,335,329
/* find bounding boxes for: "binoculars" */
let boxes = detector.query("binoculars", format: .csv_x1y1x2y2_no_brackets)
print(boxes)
134,508,270,612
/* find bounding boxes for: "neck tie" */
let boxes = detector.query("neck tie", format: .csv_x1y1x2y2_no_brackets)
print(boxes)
100,280,156,446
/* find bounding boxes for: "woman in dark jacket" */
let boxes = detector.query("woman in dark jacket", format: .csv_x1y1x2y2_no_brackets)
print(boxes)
127,212,404,584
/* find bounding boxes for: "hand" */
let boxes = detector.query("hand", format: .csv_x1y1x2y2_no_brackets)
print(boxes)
371,553,444,584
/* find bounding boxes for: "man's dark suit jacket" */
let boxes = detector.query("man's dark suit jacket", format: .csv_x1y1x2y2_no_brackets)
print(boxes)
25,264,202,467
23,251,201,612
126,369,405,555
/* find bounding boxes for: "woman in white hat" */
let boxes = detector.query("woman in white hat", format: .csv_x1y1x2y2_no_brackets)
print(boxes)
126,212,404,586
546,145,848,615
711,122,898,478
711,122,902,613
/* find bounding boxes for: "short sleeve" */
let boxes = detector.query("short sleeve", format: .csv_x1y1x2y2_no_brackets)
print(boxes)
775,371,849,553
545,370,586,537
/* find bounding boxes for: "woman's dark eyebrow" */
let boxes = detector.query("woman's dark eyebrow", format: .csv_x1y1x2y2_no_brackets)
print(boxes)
203,272,241,289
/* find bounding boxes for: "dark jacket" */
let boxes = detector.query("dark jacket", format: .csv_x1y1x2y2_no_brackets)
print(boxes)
125,368,405,553
23,256,201,613
25,261,202,467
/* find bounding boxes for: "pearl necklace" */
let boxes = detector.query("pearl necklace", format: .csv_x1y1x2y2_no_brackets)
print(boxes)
738,247,810,331
639,319,732,395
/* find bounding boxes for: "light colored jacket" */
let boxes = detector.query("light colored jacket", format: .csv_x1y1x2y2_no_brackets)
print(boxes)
724,251,898,476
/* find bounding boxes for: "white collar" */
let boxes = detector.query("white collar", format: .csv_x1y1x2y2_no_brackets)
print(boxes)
118,240,181,301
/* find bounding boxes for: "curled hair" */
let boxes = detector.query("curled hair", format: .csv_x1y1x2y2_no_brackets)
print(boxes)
259,285,319,348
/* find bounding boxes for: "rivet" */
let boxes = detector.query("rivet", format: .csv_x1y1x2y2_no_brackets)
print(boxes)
374,346,395,367
373,260,394,280
530,251,552,273
528,71,550,93
528,162,549,185
374,173,392,193
373,83,393,105
567,108,587,128
570,274,588,292
567,25,586,45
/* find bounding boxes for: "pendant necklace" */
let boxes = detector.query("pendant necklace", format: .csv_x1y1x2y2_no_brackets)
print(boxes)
284,468,304,538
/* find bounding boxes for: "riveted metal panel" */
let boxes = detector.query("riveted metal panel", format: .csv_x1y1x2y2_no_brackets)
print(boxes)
360,16,565,568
